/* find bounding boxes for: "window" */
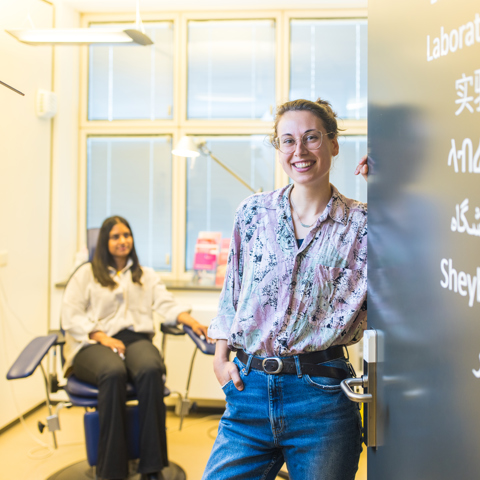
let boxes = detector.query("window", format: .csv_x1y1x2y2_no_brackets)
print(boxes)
185,135,276,270
88,22,174,121
331,136,367,203
82,10,367,279
290,19,367,119
87,136,173,271
187,20,276,120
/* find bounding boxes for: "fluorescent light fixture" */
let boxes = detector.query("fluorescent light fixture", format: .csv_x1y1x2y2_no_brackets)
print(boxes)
6,28,153,46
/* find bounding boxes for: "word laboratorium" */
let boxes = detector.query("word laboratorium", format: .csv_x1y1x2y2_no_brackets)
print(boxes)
427,13,480,61
440,258,480,308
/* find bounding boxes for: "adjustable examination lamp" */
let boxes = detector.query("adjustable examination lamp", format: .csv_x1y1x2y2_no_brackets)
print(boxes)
172,136,262,194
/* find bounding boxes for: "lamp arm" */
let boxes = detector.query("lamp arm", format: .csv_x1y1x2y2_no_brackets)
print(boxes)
196,141,261,193
0,80,25,96
209,153,258,194
198,143,259,194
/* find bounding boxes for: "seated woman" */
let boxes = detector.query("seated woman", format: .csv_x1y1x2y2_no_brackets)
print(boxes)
61,215,209,480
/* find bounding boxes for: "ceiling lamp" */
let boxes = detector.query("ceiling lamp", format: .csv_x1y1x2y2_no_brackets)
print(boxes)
6,0,152,47
6,28,152,46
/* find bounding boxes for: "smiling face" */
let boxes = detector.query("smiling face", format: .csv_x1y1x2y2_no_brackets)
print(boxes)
108,222,133,264
276,110,339,189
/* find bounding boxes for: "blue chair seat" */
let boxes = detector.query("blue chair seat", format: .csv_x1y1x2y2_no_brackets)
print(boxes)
65,375,137,398
64,375,170,408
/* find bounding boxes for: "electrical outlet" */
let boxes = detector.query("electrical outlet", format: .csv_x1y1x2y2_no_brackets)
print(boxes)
0,250,7,267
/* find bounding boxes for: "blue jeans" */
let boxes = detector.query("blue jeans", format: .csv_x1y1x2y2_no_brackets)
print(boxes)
202,356,362,480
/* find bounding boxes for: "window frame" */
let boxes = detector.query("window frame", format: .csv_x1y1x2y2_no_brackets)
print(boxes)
284,10,368,134
79,8,367,282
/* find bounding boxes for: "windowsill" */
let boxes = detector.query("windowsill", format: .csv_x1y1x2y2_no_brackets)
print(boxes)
54,278,222,292
162,280,222,292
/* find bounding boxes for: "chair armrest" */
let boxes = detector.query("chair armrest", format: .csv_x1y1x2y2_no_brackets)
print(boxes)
160,324,186,336
183,325,216,355
6,334,58,380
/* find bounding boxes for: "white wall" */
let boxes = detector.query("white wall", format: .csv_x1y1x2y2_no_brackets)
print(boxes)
0,0,79,430
49,2,80,332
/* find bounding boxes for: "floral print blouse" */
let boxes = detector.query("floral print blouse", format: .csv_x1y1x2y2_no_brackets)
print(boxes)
208,184,367,357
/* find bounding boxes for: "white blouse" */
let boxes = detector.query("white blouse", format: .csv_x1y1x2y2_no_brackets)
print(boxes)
61,260,190,373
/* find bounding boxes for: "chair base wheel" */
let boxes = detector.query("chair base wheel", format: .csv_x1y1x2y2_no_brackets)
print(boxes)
46,460,186,480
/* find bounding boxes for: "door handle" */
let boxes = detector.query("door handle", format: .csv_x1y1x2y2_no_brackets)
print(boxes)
341,329,378,447
341,375,373,403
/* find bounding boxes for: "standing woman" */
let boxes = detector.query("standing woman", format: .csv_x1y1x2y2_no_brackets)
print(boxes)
62,216,209,480
203,99,368,480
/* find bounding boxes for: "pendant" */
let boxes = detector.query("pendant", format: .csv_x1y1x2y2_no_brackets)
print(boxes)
300,220,314,228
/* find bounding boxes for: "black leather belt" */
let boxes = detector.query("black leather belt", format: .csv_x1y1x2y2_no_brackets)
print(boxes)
236,346,348,380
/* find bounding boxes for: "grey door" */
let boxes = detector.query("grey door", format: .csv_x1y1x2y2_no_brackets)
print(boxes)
367,0,480,479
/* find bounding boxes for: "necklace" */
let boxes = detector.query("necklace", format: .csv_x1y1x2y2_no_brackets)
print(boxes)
290,197,317,228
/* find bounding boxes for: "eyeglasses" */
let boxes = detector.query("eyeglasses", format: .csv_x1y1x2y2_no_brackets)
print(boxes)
273,130,333,154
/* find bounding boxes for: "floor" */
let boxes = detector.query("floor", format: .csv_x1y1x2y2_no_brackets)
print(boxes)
0,405,367,480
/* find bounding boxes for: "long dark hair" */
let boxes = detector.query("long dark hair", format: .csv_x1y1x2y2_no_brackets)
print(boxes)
91,216,143,289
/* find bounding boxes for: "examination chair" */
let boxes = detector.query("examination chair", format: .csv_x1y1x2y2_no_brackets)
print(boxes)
7,327,187,480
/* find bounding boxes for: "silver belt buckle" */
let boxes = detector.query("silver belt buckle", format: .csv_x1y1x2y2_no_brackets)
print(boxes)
262,357,283,374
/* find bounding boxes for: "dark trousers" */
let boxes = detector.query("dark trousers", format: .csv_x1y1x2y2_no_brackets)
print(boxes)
73,330,168,479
